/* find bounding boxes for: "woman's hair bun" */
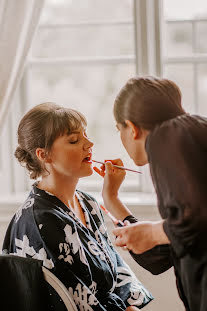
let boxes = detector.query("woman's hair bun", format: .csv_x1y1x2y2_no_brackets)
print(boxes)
14,146,31,164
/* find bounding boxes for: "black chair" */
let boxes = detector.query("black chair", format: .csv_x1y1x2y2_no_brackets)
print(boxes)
0,254,77,311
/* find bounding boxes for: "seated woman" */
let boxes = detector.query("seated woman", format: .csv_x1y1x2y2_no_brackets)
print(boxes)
2,103,153,311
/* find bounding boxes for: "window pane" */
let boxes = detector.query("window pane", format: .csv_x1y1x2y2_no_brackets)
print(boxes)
41,0,133,24
32,24,134,58
163,64,195,113
163,0,207,20
198,64,207,116
163,22,192,57
196,22,207,53
27,64,139,187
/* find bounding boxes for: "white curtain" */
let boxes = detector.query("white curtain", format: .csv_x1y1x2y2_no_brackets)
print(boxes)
0,0,44,133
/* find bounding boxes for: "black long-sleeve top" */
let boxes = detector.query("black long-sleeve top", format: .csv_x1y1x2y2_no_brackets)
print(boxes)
126,114,207,311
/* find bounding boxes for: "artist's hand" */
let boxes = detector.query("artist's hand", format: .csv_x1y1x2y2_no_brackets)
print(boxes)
113,221,164,254
93,159,126,199
126,306,139,311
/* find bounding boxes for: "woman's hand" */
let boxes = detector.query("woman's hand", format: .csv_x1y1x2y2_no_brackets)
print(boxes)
93,158,126,199
113,220,170,254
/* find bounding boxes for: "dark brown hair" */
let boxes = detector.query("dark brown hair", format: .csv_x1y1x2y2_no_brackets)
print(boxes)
14,102,87,179
114,76,185,130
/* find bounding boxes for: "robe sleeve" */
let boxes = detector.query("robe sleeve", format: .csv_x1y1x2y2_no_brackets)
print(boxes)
112,249,154,307
146,114,207,258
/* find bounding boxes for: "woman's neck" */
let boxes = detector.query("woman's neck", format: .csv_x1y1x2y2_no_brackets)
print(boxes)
37,174,79,209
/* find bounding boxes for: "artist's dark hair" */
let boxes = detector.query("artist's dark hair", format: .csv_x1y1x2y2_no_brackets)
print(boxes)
14,102,87,179
114,76,185,130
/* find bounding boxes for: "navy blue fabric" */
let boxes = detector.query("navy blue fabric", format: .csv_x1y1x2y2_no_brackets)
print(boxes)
3,184,153,310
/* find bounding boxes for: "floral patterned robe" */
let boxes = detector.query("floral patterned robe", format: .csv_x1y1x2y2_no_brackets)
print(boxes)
3,184,153,310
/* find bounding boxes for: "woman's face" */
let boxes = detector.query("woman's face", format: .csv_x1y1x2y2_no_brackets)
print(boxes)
117,122,149,166
47,126,94,179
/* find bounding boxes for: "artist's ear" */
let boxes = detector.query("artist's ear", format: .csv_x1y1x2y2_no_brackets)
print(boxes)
125,120,141,139
36,148,51,163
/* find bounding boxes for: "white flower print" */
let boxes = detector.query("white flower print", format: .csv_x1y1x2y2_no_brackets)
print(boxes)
88,240,106,261
116,266,146,306
15,198,35,222
14,235,54,269
127,289,145,306
58,242,73,264
61,224,88,266
69,282,99,311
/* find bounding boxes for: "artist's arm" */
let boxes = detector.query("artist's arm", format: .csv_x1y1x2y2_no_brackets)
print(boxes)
94,160,172,274
94,160,169,252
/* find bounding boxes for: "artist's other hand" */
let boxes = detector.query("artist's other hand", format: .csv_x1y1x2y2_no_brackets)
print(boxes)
113,220,170,254
94,159,126,199
113,221,157,254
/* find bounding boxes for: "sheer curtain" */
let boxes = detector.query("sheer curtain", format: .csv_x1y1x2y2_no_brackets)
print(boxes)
0,0,44,133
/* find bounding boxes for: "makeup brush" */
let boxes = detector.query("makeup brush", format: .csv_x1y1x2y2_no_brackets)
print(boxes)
100,205,124,227
92,160,141,174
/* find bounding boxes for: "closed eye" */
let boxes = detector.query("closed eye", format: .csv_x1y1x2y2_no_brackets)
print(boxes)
70,140,78,144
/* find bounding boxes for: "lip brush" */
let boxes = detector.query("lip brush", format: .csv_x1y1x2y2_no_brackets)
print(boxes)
92,160,141,174
100,205,124,227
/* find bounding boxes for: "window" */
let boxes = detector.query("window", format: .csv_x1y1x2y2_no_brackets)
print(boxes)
163,0,207,115
18,0,141,193
0,0,161,195
3,0,206,197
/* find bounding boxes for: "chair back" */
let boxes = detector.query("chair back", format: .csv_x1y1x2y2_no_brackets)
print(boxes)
43,266,78,311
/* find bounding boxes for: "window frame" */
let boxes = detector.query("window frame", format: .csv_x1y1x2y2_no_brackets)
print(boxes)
7,0,207,195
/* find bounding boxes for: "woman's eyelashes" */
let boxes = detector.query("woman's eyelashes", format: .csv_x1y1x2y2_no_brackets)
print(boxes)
70,140,78,144
68,135,79,144
68,131,90,144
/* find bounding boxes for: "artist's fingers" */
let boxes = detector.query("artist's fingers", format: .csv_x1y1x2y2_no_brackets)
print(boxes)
104,161,114,174
113,226,123,236
93,166,105,177
113,227,127,247
104,158,124,167
114,235,127,247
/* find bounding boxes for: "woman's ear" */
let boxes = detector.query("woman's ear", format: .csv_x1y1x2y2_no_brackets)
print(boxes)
36,148,51,163
125,120,141,139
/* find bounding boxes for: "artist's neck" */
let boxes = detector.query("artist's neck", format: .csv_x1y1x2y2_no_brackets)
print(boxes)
37,174,79,208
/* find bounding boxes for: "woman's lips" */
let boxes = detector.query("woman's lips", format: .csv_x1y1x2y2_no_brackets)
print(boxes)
82,159,92,163
82,155,92,163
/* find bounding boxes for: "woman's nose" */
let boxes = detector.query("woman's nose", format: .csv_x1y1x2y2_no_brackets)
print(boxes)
84,138,94,149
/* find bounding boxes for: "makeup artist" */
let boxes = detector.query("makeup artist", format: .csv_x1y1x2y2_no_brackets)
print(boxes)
94,76,207,311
